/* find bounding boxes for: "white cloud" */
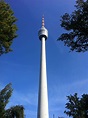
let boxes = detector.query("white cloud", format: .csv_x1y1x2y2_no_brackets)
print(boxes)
1,78,88,118
6,90,37,106
25,109,37,118
0,82,4,90
48,78,88,118
5,90,38,118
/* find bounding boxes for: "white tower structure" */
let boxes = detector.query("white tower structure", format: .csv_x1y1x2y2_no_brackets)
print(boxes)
37,16,49,118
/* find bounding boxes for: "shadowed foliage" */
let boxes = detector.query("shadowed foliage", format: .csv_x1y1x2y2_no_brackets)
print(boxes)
0,83,25,118
5,105,24,118
0,0,17,55
65,93,88,118
58,0,88,52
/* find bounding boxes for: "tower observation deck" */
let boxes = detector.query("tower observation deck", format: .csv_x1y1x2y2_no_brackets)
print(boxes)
37,17,49,118
38,16,48,40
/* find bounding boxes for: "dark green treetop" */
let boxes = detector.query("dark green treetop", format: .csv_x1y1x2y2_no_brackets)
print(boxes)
0,83,25,118
5,105,24,118
64,93,88,118
0,83,13,118
0,0,17,55
58,0,88,52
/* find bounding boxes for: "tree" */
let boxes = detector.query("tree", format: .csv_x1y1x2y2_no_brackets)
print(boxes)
58,0,88,52
5,105,24,118
0,83,13,118
0,0,17,55
64,93,88,118
0,83,25,118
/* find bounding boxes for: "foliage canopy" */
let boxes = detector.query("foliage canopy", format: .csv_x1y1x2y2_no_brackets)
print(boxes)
65,93,88,118
0,83,25,118
0,0,17,55
58,0,88,52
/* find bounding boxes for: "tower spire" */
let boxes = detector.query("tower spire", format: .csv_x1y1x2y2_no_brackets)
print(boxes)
42,15,44,27
38,16,48,40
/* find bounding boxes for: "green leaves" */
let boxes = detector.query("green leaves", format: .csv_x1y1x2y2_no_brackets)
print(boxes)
0,0,17,55
0,84,25,118
5,105,24,118
58,0,88,52
0,83,13,118
65,93,88,118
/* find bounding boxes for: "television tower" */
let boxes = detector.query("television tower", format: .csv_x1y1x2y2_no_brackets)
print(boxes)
37,16,49,118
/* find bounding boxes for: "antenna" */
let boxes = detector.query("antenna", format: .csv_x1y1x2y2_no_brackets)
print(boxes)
42,15,45,27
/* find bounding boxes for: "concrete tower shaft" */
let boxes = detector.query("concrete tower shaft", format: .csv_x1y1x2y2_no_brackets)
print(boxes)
37,17,49,118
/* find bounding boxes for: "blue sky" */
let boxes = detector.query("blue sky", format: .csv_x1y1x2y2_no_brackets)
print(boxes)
0,0,88,118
